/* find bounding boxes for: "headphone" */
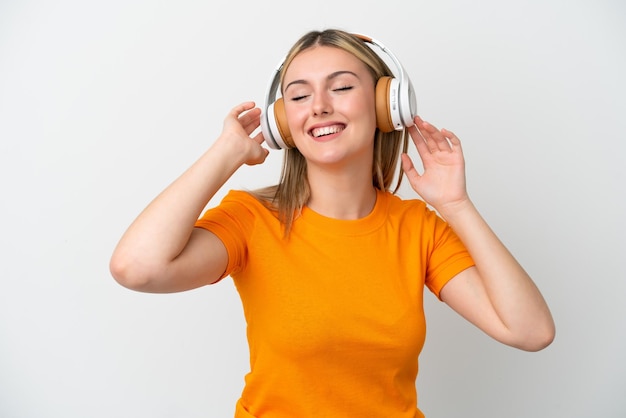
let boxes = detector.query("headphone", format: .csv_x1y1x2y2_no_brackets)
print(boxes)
260,33,418,150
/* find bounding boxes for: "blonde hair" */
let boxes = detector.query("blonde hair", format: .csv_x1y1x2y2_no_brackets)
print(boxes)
252,29,409,236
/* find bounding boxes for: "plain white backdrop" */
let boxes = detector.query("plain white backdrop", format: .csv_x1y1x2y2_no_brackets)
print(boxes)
1,0,624,417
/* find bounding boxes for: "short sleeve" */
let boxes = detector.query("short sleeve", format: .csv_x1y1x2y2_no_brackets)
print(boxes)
424,213,475,299
194,191,255,280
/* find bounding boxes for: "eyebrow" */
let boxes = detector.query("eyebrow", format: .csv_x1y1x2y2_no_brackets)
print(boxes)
284,70,359,93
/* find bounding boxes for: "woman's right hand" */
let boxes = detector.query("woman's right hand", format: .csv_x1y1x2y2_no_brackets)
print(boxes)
217,101,269,166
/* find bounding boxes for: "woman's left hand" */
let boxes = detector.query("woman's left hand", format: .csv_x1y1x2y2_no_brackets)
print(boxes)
401,116,469,216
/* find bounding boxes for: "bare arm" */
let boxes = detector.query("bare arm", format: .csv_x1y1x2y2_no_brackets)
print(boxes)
401,117,555,351
109,102,269,293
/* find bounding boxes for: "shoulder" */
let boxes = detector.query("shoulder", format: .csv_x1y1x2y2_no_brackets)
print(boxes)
214,189,273,213
385,191,426,208
382,191,453,239
196,189,279,243
384,191,435,219
219,189,257,204
200,190,282,231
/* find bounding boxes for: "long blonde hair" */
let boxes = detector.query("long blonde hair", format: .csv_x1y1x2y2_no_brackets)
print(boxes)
252,29,409,236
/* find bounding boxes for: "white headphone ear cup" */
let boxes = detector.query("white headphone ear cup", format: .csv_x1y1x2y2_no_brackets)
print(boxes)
261,103,280,150
398,78,418,127
375,76,416,132
261,101,291,150
386,78,418,130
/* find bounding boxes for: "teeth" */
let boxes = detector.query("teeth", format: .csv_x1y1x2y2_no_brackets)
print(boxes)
311,125,343,138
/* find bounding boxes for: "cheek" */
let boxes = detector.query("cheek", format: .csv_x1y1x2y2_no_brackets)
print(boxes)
352,94,377,133
284,104,305,132
283,105,310,148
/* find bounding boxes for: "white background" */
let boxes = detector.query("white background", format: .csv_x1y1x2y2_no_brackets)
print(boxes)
1,0,624,417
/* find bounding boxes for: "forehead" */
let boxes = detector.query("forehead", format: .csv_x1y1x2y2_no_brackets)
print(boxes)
283,45,371,82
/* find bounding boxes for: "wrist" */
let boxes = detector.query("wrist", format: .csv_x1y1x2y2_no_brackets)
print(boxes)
436,197,475,225
210,135,249,167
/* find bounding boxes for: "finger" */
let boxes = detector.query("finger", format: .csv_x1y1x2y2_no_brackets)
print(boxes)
251,131,266,145
410,116,439,154
247,144,270,166
407,121,433,160
415,117,452,152
228,101,256,120
239,108,261,134
441,128,462,149
400,153,421,185
400,152,415,175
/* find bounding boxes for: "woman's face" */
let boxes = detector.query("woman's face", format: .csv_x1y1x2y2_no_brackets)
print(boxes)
282,45,377,168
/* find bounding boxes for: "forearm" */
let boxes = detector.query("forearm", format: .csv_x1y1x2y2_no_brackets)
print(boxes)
439,199,555,346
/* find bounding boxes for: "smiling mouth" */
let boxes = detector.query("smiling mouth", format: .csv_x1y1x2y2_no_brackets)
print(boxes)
310,124,345,138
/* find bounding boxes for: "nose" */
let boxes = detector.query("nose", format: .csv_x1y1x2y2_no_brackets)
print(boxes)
311,90,332,116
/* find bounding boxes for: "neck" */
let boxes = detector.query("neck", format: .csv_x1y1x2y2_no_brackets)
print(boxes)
306,164,378,220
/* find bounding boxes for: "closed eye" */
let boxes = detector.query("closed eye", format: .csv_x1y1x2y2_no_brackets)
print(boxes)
289,85,353,101
291,94,309,102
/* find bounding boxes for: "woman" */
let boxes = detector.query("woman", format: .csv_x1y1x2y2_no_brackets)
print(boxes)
110,29,555,418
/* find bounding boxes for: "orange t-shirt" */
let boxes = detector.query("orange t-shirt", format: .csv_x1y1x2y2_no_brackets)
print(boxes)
195,189,474,418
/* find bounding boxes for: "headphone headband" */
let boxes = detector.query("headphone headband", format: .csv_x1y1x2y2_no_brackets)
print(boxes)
352,34,409,94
